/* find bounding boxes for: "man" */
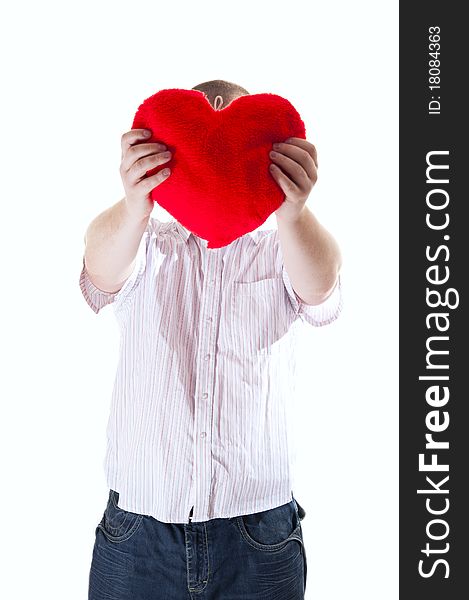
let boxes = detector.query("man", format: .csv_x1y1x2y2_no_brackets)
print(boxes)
82,79,342,599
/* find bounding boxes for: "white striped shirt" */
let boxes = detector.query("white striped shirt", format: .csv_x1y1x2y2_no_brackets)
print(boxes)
79,217,342,523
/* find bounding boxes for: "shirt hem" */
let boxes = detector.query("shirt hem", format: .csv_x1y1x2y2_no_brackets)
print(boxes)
109,490,295,524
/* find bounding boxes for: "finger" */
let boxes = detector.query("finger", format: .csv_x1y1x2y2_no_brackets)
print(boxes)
121,129,153,155
136,167,171,193
271,143,316,181
270,150,311,189
282,138,318,170
122,142,168,172
128,150,172,183
269,163,301,196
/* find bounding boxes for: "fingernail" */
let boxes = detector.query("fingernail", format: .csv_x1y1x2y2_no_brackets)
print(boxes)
162,168,170,176
143,130,151,137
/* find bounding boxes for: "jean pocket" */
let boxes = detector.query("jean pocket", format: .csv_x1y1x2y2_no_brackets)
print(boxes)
97,489,144,543
236,499,302,551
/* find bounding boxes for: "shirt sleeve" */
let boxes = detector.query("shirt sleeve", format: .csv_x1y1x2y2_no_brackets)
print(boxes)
281,264,343,327
79,223,151,314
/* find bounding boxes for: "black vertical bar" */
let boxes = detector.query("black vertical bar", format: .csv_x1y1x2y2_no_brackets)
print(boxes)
400,2,467,597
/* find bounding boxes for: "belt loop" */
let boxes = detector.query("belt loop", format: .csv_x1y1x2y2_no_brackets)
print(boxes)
292,491,306,521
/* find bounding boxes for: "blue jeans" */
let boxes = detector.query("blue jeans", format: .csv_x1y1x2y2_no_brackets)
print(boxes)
88,489,307,599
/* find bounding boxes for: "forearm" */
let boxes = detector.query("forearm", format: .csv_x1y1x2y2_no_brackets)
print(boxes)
83,197,150,292
276,206,342,305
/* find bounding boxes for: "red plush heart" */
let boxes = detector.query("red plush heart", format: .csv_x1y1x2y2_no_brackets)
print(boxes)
131,88,306,248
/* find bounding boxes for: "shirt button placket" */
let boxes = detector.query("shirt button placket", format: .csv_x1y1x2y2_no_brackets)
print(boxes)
193,248,220,520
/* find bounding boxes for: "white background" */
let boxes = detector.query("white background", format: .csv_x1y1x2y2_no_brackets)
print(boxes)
0,1,398,598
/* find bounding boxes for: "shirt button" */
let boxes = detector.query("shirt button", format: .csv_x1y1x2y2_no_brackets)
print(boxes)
202,392,208,399
200,432,207,438
204,354,210,361
206,316,212,323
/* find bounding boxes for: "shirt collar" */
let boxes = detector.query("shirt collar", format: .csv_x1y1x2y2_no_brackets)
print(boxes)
173,220,259,245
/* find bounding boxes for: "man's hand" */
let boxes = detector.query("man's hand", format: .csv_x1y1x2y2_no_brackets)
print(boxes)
269,137,318,223
270,137,341,305
120,129,172,220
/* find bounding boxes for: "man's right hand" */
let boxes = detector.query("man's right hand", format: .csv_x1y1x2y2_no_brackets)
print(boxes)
120,128,172,220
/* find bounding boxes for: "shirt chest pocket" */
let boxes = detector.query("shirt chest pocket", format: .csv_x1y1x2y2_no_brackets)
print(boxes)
229,277,289,357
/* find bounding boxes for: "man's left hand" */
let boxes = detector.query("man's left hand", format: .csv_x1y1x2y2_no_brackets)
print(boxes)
269,137,318,222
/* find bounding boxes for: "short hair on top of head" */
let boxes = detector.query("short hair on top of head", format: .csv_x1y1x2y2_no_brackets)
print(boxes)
191,79,250,109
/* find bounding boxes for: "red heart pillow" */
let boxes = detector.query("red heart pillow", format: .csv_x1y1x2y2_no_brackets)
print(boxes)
131,88,306,248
